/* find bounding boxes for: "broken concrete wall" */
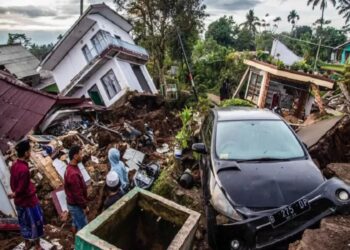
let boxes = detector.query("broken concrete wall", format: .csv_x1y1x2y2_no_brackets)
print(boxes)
307,115,350,169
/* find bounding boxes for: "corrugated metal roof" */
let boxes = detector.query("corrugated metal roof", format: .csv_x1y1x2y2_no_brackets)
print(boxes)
0,71,57,153
0,44,40,79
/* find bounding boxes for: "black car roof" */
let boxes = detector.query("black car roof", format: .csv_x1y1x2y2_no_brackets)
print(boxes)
213,107,281,121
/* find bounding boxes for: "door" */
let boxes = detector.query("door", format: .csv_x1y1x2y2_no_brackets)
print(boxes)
88,85,105,106
131,65,152,93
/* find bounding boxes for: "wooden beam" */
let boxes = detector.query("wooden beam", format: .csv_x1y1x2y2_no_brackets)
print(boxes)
310,83,326,115
244,70,253,99
233,67,250,98
258,71,270,108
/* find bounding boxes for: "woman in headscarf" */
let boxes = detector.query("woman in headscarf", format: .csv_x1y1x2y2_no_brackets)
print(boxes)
108,148,129,192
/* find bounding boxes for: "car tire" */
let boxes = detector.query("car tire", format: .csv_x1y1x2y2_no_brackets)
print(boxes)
205,203,218,249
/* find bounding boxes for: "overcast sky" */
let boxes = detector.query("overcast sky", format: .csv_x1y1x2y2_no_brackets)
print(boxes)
0,0,344,45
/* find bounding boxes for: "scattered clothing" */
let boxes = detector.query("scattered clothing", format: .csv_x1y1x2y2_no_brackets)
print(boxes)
67,204,88,230
64,164,88,209
108,148,129,191
16,204,44,240
10,159,39,207
103,190,125,210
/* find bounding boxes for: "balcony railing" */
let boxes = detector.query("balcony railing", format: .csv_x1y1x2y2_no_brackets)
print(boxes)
84,37,149,64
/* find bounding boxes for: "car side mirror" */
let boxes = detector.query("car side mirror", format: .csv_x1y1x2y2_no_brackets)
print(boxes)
192,143,207,154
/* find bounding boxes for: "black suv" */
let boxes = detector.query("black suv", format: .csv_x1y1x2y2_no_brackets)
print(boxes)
193,107,350,250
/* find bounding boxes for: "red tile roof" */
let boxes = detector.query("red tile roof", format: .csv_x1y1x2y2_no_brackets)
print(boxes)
0,72,58,152
0,71,104,153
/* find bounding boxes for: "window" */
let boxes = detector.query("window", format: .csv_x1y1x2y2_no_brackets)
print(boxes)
82,45,93,62
101,70,121,99
91,30,111,54
216,120,305,161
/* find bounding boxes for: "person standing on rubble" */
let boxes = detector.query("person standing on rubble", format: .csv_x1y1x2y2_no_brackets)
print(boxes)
103,171,125,210
8,140,44,250
64,145,89,233
108,148,129,192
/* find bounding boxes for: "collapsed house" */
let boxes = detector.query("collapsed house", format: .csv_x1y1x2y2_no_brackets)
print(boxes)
0,44,40,87
242,59,334,119
39,3,157,107
0,70,101,218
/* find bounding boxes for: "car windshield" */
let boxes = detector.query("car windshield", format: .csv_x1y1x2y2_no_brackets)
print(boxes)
216,120,306,161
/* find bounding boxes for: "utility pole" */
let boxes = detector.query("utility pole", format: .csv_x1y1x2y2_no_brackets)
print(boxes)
80,0,84,16
176,27,198,102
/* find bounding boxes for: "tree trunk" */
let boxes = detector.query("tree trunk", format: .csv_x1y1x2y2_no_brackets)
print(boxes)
311,83,326,115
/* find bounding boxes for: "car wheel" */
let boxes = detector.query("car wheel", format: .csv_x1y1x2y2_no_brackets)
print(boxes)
205,203,218,249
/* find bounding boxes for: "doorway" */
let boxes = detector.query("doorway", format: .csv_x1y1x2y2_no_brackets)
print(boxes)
132,65,151,93
88,84,105,106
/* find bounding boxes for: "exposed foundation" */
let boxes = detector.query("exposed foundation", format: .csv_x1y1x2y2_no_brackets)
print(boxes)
75,188,201,250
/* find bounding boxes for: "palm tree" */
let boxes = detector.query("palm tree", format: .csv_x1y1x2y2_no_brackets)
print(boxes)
307,0,336,70
288,10,300,32
240,9,260,34
307,0,336,29
338,0,350,24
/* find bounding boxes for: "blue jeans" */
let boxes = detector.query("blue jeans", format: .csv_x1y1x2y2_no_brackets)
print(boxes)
67,204,88,230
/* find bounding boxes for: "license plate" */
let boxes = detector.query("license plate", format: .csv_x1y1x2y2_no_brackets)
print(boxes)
269,198,310,228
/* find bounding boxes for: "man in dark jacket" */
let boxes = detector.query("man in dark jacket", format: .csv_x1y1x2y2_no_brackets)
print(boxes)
64,145,88,233
9,140,44,250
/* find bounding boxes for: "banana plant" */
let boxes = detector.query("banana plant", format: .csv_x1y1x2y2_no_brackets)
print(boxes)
321,62,350,102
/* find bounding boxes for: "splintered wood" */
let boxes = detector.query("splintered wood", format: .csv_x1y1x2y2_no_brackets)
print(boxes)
30,152,62,189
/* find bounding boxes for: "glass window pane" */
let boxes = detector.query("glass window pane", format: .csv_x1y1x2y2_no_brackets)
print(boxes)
216,120,305,161
101,70,121,99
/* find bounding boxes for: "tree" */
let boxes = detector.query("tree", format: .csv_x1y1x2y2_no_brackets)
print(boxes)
114,0,207,87
235,28,255,51
30,43,54,61
288,10,300,32
307,0,336,28
307,0,337,69
205,16,237,47
255,31,274,51
7,33,31,48
338,0,350,24
240,9,260,35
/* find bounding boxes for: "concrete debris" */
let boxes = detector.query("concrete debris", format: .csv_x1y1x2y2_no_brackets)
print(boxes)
303,115,350,169
13,239,55,250
289,215,350,250
0,92,183,249
324,92,350,114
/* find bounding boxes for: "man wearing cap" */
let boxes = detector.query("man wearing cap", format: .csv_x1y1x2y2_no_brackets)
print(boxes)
104,171,125,210
64,145,88,233
8,140,44,250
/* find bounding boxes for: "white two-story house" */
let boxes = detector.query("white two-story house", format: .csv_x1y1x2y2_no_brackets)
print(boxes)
39,3,157,107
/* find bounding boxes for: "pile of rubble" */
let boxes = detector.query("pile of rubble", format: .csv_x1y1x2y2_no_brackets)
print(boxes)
324,92,350,114
0,92,182,249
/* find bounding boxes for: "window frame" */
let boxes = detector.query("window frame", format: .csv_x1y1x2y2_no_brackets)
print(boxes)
82,45,93,63
100,69,121,100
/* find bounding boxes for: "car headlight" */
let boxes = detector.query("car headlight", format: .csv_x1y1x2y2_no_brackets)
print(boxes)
209,172,242,221
337,189,349,201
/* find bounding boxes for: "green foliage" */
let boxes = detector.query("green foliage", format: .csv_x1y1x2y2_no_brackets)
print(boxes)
220,98,255,107
176,107,194,149
30,43,54,60
7,33,31,48
291,60,313,73
255,31,274,51
205,15,237,47
114,0,207,85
